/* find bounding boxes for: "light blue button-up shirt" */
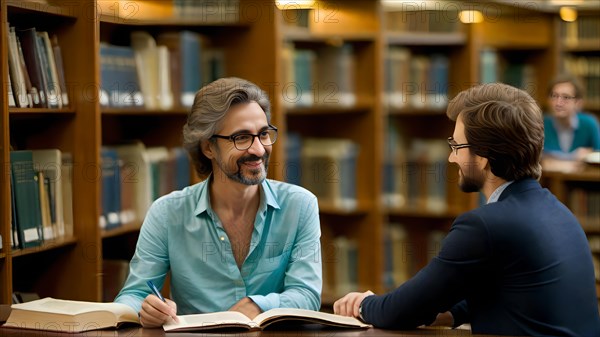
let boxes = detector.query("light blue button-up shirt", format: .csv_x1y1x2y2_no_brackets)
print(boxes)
114,177,322,314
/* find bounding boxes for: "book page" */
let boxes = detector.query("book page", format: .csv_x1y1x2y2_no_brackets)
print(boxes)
253,308,370,328
163,311,256,331
11,297,137,318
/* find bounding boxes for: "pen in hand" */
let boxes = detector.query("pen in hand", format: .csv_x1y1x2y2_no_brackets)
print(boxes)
146,280,178,322
147,280,166,302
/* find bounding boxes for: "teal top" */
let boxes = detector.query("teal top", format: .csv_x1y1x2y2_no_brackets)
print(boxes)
115,177,322,314
543,112,600,159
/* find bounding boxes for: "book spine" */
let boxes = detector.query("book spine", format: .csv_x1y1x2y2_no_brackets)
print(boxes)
17,27,47,107
10,151,43,249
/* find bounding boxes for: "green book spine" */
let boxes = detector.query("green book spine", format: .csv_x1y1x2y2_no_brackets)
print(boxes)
10,151,43,248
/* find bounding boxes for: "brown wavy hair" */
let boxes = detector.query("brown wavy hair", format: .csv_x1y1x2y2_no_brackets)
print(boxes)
446,83,544,181
182,77,271,177
547,73,585,99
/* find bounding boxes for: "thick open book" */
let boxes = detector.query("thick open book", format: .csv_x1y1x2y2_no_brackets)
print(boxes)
2,297,139,333
163,308,371,332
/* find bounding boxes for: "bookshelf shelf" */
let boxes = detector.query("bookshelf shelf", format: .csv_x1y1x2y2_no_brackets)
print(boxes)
99,15,250,28
562,40,600,52
387,108,448,116
8,108,76,115
101,222,142,239
581,225,600,235
286,105,372,116
585,103,600,112
385,208,461,219
6,1,78,18
318,205,371,216
542,168,600,183
386,32,466,46
101,108,189,116
10,236,78,258
283,30,377,43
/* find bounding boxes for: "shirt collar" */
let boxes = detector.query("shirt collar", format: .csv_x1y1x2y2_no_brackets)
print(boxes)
194,175,281,217
487,180,514,204
553,112,580,131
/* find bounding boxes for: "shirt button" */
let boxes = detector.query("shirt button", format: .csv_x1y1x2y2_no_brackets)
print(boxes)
220,236,225,241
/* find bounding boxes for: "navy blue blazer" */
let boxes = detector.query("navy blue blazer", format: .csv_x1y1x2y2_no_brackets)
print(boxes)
362,179,600,336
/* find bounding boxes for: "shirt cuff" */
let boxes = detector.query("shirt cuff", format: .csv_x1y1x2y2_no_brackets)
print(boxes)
114,294,143,314
449,300,469,328
248,293,280,312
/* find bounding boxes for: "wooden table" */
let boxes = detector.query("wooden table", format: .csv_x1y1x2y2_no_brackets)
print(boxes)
0,325,479,337
0,304,483,336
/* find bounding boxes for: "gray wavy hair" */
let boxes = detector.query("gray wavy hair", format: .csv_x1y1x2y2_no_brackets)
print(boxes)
182,77,271,177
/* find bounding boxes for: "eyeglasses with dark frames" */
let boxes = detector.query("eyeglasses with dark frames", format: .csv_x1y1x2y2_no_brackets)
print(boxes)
447,136,471,155
211,125,278,151
549,93,577,102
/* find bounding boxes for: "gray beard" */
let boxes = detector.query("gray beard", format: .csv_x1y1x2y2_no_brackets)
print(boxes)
225,154,269,186
228,166,266,185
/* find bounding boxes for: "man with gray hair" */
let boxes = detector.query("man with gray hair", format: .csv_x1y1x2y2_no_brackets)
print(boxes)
116,77,322,327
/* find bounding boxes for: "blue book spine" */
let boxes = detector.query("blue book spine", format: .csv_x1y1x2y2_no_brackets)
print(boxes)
285,133,302,186
180,31,202,107
172,148,191,191
101,148,122,230
100,44,143,107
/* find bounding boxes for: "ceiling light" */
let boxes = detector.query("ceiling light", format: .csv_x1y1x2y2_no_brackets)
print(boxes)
459,10,484,24
275,0,315,10
559,6,577,22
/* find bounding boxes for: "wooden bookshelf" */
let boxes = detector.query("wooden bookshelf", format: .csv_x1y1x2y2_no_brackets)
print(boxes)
541,164,600,301
1,0,597,306
558,11,600,113
275,1,384,297
381,2,477,290
9,236,78,258
552,10,600,303
2,0,100,303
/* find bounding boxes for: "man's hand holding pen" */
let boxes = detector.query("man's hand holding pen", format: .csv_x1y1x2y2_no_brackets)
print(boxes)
140,280,179,328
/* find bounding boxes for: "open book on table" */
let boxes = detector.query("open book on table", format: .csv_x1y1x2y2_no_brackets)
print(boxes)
2,297,139,333
163,307,371,332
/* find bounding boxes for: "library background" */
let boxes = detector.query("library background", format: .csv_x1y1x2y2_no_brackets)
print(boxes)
1,0,599,309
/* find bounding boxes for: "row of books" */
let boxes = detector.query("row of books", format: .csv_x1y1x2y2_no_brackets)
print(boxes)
562,16,600,46
383,129,449,213
6,24,69,108
100,142,191,230
323,236,358,297
563,55,600,108
480,48,537,94
384,10,461,33
384,47,449,110
281,43,356,108
100,30,224,109
382,224,446,291
9,150,73,250
568,188,600,233
286,135,359,211
172,0,239,22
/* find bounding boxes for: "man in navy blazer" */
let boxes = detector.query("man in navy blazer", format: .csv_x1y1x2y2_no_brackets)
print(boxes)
334,83,600,336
